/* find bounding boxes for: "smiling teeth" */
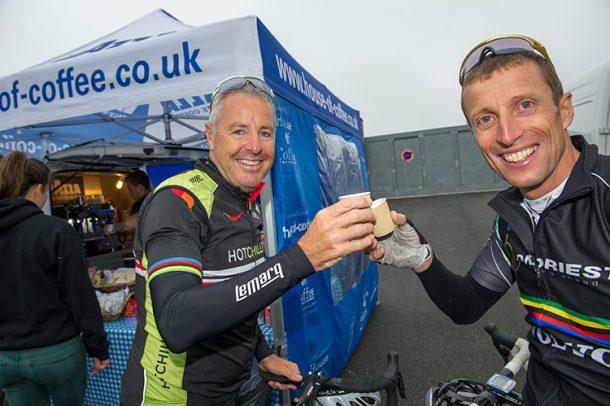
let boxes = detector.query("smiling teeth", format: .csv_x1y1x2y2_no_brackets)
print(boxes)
239,159,259,166
503,146,537,163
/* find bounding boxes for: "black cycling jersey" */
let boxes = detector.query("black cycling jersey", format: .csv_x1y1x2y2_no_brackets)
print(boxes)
419,136,610,405
120,160,315,405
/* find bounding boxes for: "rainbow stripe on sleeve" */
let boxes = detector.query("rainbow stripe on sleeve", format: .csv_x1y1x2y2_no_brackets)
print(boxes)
521,293,610,346
147,257,203,281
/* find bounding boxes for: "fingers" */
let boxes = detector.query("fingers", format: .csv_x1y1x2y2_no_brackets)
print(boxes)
325,200,376,230
369,245,385,262
336,195,373,212
260,355,302,391
298,201,376,271
390,210,407,225
89,358,110,377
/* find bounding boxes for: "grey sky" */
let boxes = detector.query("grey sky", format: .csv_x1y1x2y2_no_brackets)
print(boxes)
1,0,609,137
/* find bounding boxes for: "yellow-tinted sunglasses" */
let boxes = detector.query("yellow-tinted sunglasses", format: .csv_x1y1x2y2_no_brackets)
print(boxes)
459,34,555,85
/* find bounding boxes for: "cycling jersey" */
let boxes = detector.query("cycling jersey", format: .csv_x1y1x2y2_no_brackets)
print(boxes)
120,160,315,405
419,136,610,405
472,136,610,405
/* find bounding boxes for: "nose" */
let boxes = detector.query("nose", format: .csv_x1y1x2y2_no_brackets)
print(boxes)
496,116,522,147
243,132,263,154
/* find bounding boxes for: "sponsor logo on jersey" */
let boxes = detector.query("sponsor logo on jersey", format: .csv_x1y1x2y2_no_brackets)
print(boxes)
227,241,264,263
224,211,243,221
532,325,610,369
516,254,610,283
235,263,284,301
189,174,203,183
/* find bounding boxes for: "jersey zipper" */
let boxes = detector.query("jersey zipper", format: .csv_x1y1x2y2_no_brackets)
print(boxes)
532,186,592,300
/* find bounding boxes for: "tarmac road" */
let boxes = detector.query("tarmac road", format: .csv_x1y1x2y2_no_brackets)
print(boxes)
341,191,529,405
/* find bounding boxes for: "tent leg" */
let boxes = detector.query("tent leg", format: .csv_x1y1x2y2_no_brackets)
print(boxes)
260,171,290,405
161,102,174,143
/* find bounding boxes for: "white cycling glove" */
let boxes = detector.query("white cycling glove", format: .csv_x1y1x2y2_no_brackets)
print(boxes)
377,220,431,271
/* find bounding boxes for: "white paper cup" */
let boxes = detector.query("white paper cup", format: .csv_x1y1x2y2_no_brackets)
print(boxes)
371,198,394,240
338,192,371,201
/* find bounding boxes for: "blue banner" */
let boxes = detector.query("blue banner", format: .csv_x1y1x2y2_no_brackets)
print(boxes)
271,95,377,376
257,19,362,139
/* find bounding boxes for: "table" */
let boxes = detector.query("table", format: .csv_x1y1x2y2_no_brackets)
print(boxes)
84,316,279,405
84,316,136,405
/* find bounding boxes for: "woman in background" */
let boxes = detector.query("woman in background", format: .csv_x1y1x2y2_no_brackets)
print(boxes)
0,151,110,405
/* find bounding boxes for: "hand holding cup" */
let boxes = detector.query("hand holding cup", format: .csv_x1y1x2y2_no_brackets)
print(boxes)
298,193,376,271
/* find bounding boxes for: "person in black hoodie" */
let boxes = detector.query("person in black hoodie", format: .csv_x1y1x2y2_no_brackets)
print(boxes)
0,152,110,405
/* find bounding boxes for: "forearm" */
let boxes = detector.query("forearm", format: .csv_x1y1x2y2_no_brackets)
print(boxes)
255,324,274,361
416,255,504,324
151,245,314,353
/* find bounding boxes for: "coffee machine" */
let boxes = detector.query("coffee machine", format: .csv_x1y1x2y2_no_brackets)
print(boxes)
64,197,121,256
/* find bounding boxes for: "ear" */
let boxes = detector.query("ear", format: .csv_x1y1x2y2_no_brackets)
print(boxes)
559,92,574,130
204,122,214,152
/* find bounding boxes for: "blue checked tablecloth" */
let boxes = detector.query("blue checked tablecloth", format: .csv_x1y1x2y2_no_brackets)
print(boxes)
84,316,137,406
84,316,280,405
258,322,281,406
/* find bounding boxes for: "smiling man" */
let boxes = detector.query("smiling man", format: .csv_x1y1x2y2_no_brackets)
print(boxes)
120,76,376,405
370,36,610,405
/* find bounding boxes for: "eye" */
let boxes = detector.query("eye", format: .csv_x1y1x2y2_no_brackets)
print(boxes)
517,100,535,113
260,130,274,139
475,114,495,129
232,129,245,136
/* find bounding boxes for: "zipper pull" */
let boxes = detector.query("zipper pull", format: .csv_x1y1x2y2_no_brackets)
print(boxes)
535,268,542,288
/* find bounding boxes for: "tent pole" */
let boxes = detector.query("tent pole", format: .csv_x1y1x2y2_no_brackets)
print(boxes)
95,113,166,144
161,102,174,143
260,171,290,406
40,131,51,156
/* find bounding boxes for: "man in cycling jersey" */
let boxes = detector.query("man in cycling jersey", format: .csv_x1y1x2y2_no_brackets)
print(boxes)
371,35,610,405
120,76,376,405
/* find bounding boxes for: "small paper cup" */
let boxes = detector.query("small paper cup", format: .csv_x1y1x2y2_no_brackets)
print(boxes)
371,198,394,240
338,192,371,201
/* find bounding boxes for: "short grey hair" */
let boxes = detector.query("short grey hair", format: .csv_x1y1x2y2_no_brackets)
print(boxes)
208,82,276,133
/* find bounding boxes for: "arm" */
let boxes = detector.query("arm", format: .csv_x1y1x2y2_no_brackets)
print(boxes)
113,212,139,233
253,324,302,390
149,246,313,353
255,323,273,361
371,212,514,324
143,189,375,353
57,224,109,360
416,255,505,324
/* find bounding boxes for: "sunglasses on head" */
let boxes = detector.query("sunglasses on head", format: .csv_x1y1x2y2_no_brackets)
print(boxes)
211,76,275,107
459,34,555,85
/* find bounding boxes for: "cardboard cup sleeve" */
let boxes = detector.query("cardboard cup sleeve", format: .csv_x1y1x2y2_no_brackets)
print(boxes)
371,198,395,240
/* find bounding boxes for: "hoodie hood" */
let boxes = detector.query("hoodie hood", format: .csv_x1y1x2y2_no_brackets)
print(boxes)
0,198,42,229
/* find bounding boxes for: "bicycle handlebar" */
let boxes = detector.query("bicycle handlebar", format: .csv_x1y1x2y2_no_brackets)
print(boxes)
318,351,400,393
484,323,529,378
484,323,519,349
258,369,299,386
426,324,529,406
258,351,404,405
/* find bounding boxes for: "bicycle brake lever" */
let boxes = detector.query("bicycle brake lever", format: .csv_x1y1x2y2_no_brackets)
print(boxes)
291,374,323,406
396,372,407,400
494,343,511,364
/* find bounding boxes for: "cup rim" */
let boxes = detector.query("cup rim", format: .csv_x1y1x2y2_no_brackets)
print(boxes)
338,192,371,200
371,198,387,209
